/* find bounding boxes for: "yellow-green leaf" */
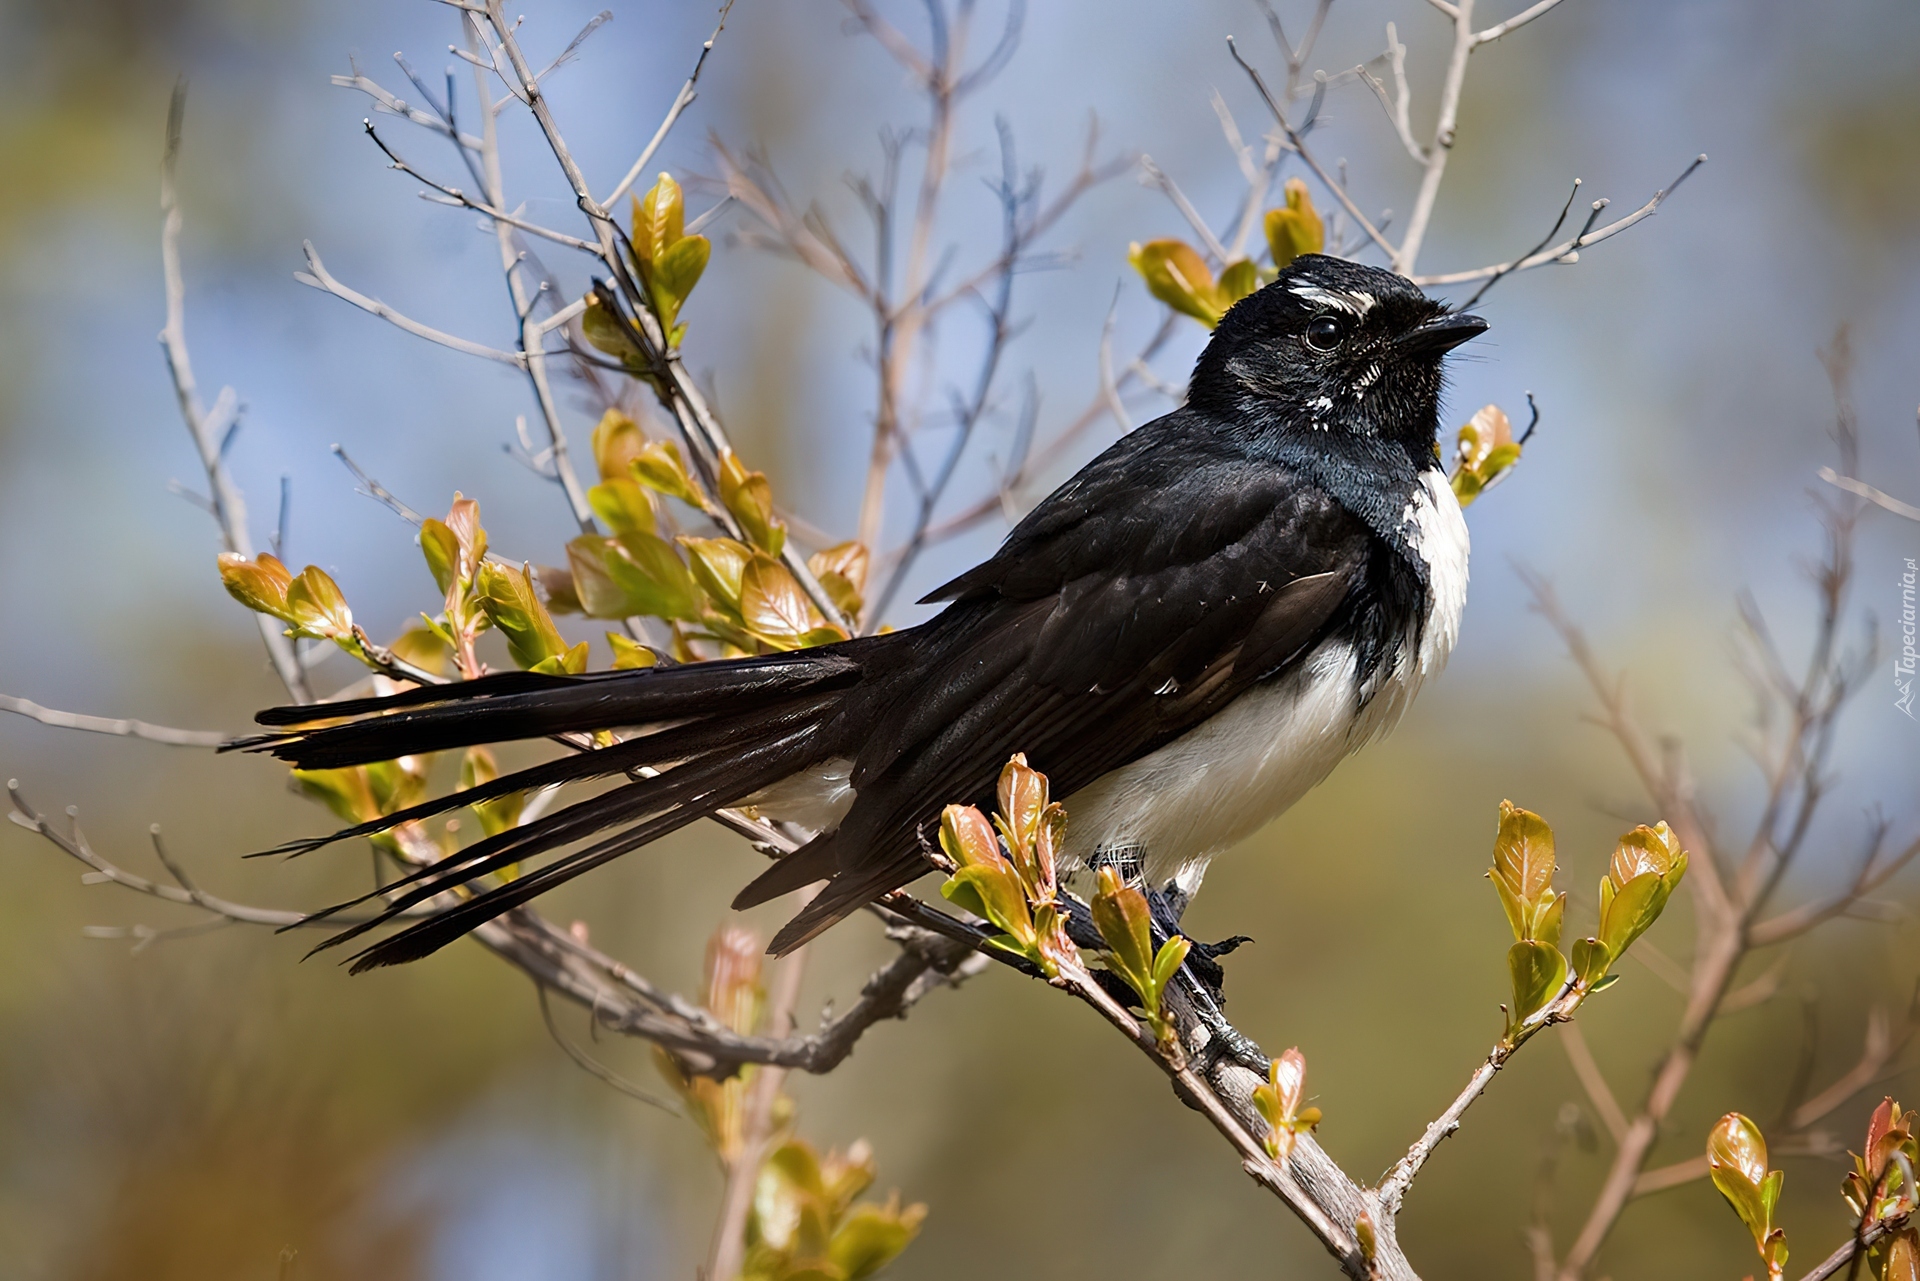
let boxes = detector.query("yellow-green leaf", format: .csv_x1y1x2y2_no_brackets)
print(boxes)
607,632,657,669
1609,821,1684,888
217,551,294,621
1265,177,1324,268
1491,800,1556,903
651,234,710,333
740,554,831,649
631,439,707,507
720,450,786,556
459,746,525,837
994,754,1048,860
944,863,1035,947
937,804,1002,871
679,536,753,614
633,173,685,268
1092,865,1156,997
474,561,570,669
567,533,702,622
590,409,646,484
1570,936,1611,989
583,293,645,370
1217,257,1259,309
388,623,451,676
829,1200,927,1281
527,640,590,676
808,541,869,618
1507,939,1566,1026
292,766,379,827
588,478,656,536
419,519,460,595
1708,1112,1777,1248
284,566,354,640
1128,237,1227,326
1596,870,1673,960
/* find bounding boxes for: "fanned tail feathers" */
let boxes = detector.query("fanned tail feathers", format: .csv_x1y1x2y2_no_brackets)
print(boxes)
245,650,868,969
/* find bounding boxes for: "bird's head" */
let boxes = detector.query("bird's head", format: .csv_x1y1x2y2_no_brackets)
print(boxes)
1188,254,1486,465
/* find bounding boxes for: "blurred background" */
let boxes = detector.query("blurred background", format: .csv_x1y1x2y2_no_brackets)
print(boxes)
2,0,1918,1277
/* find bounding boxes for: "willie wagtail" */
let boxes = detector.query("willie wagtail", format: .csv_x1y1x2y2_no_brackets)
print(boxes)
241,254,1487,970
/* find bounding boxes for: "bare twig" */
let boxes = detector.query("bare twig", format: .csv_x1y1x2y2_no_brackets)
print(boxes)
1819,467,1920,522
1796,1211,1914,1281
1228,37,1398,263
604,0,737,209
0,695,229,748
1412,155,1706,287
161,84,311,701
296,239,527,367
1559,1022,1629,1145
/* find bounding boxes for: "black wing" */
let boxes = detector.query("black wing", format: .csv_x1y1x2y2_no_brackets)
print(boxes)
747,413,1379,949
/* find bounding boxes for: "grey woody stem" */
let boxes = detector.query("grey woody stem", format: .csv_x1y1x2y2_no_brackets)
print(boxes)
160,84,311,702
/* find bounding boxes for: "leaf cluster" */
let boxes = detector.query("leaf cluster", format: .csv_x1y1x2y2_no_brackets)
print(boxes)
558,410,864,657
936,755,1076,978
1710,1096,1920,1280
1485,802,1685,1043
742,1139,926,1281
1126,178,1324,329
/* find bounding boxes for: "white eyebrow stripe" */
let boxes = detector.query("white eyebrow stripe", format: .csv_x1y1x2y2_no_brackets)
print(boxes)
1287,284,1378,316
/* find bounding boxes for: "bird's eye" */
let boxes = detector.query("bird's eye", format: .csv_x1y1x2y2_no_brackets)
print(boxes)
1305,315,1343,351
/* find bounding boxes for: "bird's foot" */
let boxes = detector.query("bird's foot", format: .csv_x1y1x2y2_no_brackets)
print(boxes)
1057,882,1261,1069
1140,882,1251,1007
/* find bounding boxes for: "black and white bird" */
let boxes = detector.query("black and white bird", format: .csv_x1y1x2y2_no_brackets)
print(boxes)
242,255,1485,971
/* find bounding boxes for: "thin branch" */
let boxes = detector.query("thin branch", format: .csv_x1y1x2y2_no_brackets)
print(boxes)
0,695,230,748
160,83,311,702
1461,177,1581,309
1559,1022,1629,1145
462,29,596,531
1138,154,1232,262
296,240,527,367
604,0,736,209
706,919,811,1281
1796,1211,1914,1281
1630,1132,1842,1199
1228,38,1398,263
1521,566,1733,921
1818,468,1920,522
531,9,612,84
332,445,427,525
1474,0,1568,45
536,983,678,1111
330,66,486,151
362,121,597,252
1750,834,1920,947
1789,993,1919,1130
1380,983,1589,1215
1412,155,1707,286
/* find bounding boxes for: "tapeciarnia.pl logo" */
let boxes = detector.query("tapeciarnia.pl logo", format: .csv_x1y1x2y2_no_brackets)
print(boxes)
1898,557,1917,719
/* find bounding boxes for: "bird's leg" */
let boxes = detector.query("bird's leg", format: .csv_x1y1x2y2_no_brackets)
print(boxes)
1140,884,1268,1073
1062,854,1267,1074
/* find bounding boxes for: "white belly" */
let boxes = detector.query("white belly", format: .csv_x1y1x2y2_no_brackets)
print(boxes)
1058,470,1469,894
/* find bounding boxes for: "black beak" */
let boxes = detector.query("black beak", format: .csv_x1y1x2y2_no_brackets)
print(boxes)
1399,311,1489,356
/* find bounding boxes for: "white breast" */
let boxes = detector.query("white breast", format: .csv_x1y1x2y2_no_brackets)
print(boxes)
1058,470,1468,894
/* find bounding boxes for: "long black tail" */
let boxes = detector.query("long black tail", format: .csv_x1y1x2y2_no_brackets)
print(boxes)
238,647,872,971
